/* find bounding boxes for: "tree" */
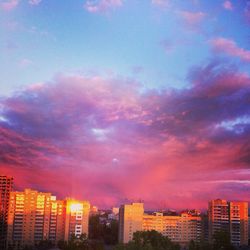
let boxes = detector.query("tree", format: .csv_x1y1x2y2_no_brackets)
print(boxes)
57,240,67,250
36,240,54,250
22,245,33,250
89,215,104,240
212,231,235,250
7,243,15,250
103,219,118,245
89,214,118,245
89,240,104,250
198,240,212,250
58,234,89,250
188,240,198,250
57,234,106,250
113,230,180,250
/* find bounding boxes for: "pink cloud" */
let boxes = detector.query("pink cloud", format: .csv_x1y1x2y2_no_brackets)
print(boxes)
84,0,123,14
178,10,206,26
0,0,19,11
223,1,233,11
210,37,250,62
177,10,206,32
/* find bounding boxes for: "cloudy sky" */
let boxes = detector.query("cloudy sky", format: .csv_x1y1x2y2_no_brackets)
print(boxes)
1,0,250,209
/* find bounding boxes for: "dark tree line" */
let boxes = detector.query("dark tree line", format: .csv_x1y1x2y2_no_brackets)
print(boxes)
7,226,250,250
89,214,118,245
58,234,104,250
113,230,181,250
188,230,246,250
113,230,249,250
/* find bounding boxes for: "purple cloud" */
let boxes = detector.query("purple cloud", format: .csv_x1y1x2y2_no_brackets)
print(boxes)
0,0,19,11
1,60,250,209
245,1,250,23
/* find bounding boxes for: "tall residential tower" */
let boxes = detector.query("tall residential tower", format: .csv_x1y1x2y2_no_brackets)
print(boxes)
118,203,144,243
208,199,248,246
0,175,14,250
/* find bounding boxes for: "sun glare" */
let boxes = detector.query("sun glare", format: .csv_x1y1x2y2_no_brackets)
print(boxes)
69,203,83,212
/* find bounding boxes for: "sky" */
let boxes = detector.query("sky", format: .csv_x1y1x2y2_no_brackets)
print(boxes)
1,0,250,210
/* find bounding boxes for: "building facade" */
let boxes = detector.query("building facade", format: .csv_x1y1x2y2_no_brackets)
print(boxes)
118,203,144,243
119,203,201,245
229,201,248,246
7,189,57,248
208,199,248,246
7,189,90,249
143,212,201,245
0,175,14,250
64,199,90,241
49,198,66,243
208,199,230,242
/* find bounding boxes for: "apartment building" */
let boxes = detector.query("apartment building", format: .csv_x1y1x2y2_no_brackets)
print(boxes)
7,189,56,248
7,189,90,249
208,199,248,246
143,212,201,245
64,199,90,241
119,203,201,245
0,175,14,250
49,198,66,242
118,203,144,243
208,199,230,241
229,201,248,246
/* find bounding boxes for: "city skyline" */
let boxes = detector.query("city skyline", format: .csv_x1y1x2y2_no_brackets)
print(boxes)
1,175,248,249
1,0,250,210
